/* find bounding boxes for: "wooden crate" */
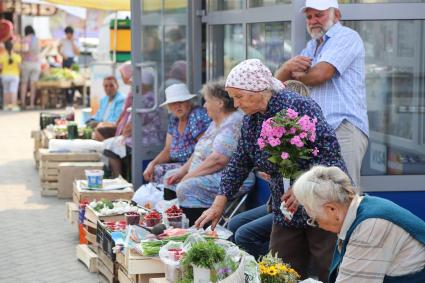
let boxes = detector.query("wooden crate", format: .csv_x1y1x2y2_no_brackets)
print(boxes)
66,201,79,225
125,249,165,275
58,162,104,199
118,266,138,283
84,205,126,224
41,181,59,196
39,148,101,162
31,130,43,168
76,244,98,272
73,179,134,204
118,251,165,283
97,247,119,283
83,224,97,245
139,274,166,283
38,149,101,196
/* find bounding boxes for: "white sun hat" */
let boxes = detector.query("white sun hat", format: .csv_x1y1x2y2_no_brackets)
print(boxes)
300,0,339,13
160,83,197,107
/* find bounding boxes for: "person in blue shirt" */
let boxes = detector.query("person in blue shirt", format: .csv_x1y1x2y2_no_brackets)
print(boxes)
276,0,368,188
87,76,125,128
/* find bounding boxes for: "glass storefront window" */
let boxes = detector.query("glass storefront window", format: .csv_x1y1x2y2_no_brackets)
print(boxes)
164,0,187,14
208,0,243,11
247,22,292,74
339,0,424,3
343,20,425,176
248,0,291,7
208,24,244,78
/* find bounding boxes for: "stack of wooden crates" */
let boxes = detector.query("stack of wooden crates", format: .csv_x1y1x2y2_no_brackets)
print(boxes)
38,148,102,196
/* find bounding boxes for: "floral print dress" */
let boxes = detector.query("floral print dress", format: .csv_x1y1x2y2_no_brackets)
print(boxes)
165,111,255,208
219,90,347,228
153,106,211,183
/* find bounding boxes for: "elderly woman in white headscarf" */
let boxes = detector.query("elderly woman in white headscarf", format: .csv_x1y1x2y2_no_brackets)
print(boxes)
195,59,347,281
293,166,425,283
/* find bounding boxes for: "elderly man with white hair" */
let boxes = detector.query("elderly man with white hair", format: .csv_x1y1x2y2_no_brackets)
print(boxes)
293,166,425,283
276,0,369,188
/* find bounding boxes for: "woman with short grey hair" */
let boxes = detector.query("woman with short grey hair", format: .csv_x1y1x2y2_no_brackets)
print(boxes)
293,166,425,283
200,79,237,113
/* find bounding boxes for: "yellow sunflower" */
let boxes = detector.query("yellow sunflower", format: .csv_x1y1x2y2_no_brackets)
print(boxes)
268,266,278,276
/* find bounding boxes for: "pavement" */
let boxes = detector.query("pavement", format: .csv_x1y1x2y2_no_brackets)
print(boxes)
0,110,98,283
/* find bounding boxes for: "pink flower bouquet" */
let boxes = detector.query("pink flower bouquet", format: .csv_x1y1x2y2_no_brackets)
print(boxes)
258,108,318,181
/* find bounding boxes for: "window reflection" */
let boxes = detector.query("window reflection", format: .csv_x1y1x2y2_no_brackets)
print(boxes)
208,0,243,11
164,0,187,14
344,20,425,175
208,24,244,78
248,0,291,7
339,0,424,3
248,22,292,73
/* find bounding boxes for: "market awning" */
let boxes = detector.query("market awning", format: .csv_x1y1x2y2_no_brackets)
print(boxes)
44,0,130,11
43,0,186,12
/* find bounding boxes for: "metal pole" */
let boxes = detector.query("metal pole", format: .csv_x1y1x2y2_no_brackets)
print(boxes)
292,1,307,55
187,0,202,94
113,11,118,63
130,0,143,188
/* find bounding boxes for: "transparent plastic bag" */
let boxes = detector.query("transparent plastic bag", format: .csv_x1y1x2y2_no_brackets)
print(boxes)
182,232,207,252
205,225,233,240
155,198,179,214
132,183,163,209
159,241,184,282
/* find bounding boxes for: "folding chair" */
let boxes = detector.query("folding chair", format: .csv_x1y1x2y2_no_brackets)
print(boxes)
219,192,249,228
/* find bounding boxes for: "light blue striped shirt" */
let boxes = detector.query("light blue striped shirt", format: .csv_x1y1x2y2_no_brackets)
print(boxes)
300,22,369,136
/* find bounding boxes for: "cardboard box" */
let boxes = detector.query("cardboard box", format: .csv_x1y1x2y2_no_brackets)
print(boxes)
58,162,103,199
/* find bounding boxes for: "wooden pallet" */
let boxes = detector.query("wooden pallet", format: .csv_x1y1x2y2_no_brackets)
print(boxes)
31,130,43,169
41,181,59,196
97,247,118,283
76,244,98,273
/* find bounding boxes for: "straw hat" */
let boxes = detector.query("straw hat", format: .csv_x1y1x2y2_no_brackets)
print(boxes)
160,83,197,107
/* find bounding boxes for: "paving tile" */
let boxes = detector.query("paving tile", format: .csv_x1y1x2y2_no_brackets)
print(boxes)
0,111,97,282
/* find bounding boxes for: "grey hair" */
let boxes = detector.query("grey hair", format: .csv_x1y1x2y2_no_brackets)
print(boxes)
201,78,236,113
293,166,357,217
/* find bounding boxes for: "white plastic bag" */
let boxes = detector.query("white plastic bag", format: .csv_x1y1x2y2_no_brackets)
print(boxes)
299,279,323,283
132,183,164,208
159,241,184,282
103,136,127,158
49,139,104,153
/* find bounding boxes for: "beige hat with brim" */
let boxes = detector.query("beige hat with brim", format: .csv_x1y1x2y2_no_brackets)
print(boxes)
160,83,197,107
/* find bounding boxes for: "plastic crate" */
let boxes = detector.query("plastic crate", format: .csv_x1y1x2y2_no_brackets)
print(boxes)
96,220,116,261
39,112,61,129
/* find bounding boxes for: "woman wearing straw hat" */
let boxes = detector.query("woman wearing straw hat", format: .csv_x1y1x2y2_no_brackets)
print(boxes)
161,79,255,225
143,83,211,184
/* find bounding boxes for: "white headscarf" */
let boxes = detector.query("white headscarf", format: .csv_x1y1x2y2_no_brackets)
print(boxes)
225,59,285,92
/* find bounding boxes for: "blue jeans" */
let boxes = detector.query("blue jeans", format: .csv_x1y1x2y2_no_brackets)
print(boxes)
228,204,273,259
